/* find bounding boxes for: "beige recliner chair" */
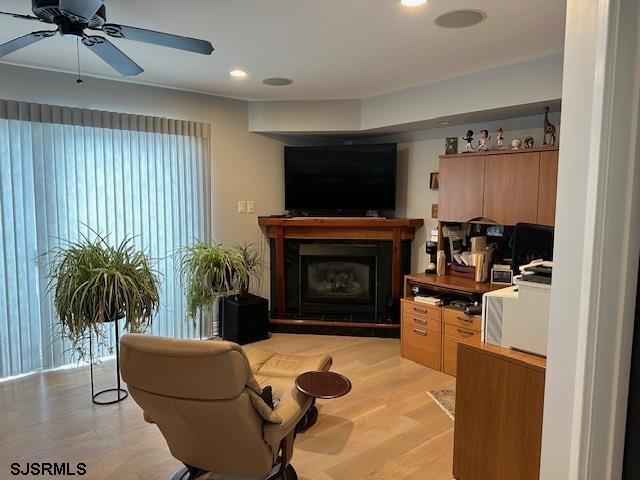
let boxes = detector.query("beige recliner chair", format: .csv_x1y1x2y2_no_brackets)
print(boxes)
120,334,332,480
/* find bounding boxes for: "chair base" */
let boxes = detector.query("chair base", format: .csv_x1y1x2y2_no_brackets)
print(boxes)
170,465,207,480
170,464,298,480
296,405,318,433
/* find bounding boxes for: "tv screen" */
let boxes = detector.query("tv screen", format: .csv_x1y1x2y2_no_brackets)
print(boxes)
284,144,397,212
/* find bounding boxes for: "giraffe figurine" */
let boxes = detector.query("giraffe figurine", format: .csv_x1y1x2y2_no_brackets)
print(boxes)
543,106,556,146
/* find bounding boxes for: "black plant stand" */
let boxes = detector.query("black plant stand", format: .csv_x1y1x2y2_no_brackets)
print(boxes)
89,317,128,405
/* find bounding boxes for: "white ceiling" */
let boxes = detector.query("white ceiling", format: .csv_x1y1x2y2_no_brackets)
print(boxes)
0,0,566,101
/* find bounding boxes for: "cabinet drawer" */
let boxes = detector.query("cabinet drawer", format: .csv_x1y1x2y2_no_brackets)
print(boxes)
444,323,481,340
443,330,481,376
402,326,440,370
402,311,441,333
402,300,441,321
443,308,481,332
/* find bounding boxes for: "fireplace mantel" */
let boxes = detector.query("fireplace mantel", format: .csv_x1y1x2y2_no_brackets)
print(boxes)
258,216,424,333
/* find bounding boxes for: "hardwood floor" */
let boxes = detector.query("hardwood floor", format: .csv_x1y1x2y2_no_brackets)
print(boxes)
0,334,455,479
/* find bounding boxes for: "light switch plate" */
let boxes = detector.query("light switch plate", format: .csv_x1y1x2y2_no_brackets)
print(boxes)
247,200,255,213
238,201,246,213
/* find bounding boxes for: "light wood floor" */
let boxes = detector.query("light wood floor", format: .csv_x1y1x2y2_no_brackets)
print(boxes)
0,334,456,480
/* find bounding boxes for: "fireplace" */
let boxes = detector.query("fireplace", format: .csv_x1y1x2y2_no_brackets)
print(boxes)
260,216,422,337
299,244,377,317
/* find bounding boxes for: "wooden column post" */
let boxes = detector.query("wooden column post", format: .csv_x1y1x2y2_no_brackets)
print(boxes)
275,226,286,315
391,227,402,300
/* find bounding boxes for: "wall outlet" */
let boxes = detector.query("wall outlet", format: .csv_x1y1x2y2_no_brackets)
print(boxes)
247,200,255,213
237,200,246,213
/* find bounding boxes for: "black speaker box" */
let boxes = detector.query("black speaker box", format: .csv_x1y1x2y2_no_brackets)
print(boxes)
219,294,269,345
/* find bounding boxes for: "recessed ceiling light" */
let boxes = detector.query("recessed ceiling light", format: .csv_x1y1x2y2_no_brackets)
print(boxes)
435,10,486,28
230,70,247,78
439,121,451,126
401,0,427,7
263,77,294,86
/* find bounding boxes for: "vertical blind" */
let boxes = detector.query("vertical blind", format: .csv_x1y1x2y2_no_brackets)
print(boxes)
0,100,211,378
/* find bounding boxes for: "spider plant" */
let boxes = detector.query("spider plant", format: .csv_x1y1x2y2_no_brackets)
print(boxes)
47,233,160,359
179,241,250,324
237,243,264,298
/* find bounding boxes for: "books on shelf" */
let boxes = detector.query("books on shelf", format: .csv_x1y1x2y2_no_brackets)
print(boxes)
414,295,444,306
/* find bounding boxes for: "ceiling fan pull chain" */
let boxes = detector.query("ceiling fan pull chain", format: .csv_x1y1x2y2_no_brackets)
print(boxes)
76,37,83,84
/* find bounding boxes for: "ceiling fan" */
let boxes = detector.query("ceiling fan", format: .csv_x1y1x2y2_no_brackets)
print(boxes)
0,0,214,77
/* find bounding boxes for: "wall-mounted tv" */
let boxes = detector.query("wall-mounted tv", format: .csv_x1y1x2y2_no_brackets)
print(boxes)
284,144,397,214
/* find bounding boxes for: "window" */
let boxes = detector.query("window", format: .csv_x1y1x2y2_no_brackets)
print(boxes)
0,100,211,378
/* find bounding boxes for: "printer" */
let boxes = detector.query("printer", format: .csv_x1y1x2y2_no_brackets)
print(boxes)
482,260,552,356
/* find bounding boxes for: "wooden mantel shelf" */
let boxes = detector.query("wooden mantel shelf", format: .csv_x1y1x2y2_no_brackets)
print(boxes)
258,217,423,228
258,216,424,317
258,216,423,241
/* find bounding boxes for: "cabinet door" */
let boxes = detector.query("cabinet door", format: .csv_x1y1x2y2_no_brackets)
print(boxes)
483,153,540,225
439,156,485,222
537,150,559,226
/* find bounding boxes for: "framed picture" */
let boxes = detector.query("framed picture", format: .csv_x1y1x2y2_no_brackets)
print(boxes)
445,137,458,155
431,203,438,219
429,172,439,190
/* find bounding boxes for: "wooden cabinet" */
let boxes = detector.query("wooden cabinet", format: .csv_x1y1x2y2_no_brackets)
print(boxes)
439,155,485,222
442,308,481,376
438,147,559,226
483,152,540,225
401,298,441,370
453,342,546,480
537,150,559,226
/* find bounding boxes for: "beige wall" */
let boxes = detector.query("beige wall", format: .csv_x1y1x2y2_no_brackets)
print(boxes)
0,63,284,299
361,112,561,273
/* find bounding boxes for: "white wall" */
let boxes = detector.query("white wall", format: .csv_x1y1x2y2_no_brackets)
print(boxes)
0,63,284,299
360,112,561,273
249,53,563,134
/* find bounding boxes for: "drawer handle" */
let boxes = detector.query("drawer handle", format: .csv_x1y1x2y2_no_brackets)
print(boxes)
413,306,428,313
413,317,427,325
413,328,427,336
457,316,474,324
457,328,474,337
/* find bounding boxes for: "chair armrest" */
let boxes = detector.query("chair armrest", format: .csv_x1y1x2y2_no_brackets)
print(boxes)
263,389,312,447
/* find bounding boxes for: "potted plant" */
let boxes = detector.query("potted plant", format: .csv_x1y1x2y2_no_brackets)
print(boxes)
237,243,263,300
179,241,250,325
47,233,160,359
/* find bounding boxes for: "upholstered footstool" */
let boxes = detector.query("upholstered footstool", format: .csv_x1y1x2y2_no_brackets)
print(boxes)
247,347,332,432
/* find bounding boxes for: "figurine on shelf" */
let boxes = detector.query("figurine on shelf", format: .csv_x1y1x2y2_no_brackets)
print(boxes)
543,106,557,146
524,136,534,148
463,130,475,152
496,128,505,150
478,129,491,151
511,138,522,150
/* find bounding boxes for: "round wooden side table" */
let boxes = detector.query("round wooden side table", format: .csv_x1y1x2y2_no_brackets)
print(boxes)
295,371,352,432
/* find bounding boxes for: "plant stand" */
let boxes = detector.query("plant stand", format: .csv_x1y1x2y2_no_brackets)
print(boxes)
89,318,128,405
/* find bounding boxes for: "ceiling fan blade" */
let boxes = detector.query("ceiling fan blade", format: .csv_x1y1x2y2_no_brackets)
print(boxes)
100,23,214,55
59,0,102,21
0,30,56,58
82,35,143,76
0,10,43,22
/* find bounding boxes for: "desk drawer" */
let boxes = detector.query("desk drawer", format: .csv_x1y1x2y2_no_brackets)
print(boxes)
402,311,441,333
402,300,442,322
443,328,481,376
444,323,480,340
402,326,440,370
443,308,481,332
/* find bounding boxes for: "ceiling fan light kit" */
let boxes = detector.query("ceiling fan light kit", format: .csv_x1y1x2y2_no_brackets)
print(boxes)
0,0,214,77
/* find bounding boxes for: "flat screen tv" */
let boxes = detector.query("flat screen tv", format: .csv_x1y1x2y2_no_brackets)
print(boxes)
284,144,397,214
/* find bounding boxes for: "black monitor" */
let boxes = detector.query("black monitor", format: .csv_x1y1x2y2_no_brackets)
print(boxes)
511,223,555,274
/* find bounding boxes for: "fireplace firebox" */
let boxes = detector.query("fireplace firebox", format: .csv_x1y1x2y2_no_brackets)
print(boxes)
299,244,377,317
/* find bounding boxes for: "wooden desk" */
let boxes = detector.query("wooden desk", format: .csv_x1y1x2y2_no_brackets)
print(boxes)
453,340,546,480
404,273,505,297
